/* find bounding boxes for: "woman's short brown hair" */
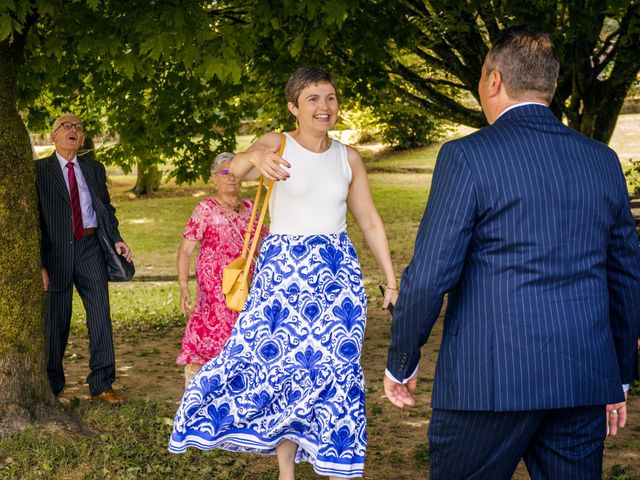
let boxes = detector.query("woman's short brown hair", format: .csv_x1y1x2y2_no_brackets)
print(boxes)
285,66,336,106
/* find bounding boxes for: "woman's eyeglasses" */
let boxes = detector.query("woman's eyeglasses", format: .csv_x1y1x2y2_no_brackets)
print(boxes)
215,169,235,177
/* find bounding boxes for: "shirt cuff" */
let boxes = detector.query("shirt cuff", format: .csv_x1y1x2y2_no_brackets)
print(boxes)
623,384,629,393
385,365,419,384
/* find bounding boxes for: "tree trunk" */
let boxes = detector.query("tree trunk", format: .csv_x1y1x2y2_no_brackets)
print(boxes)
563,82,632,145
133,162,161,195
81,136,96,161
0,33,56,431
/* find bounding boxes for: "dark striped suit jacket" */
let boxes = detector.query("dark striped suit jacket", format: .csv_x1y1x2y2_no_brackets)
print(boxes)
387,104,640,411
35,153,123,292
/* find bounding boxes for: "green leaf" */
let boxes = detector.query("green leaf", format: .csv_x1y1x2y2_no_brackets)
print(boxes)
308,27,325,46
202,56,224,81
77,36,93,55
181,43,199,67
323,0,349,27
174,8,184,29
227,58,243,83
121,56,135,80
289,35,304,58
141,34,173,61
37,3,56,18
0,14,13,41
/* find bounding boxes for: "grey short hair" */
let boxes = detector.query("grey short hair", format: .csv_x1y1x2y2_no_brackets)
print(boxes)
486,26,559,103
211,152,235,176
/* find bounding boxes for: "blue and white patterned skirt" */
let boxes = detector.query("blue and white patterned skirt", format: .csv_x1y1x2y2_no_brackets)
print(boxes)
169,231,368,478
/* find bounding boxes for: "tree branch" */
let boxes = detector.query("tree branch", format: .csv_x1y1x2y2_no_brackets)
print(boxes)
414,45,450,73
392,63,485,128
595,1,640,77
594,27,620,71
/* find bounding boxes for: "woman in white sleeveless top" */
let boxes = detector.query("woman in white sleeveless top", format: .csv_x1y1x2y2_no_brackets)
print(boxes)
169,66,398,480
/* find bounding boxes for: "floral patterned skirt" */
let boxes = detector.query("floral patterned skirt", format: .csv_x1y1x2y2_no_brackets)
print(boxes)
168,232,368,478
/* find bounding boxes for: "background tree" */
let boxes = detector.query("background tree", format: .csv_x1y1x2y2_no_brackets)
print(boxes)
0,0,254,429
373,0,640,144
18,1,252,192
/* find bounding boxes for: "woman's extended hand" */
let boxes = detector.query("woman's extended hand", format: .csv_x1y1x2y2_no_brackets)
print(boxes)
382,287,398,311
249,147,291,182
180,286,193,315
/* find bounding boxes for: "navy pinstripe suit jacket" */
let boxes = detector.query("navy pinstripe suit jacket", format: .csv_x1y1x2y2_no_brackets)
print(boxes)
36,153,123,292
387,104,640,411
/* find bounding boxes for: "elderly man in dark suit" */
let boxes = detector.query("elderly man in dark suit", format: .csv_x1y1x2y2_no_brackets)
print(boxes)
384,26,640,479
36,114,131,405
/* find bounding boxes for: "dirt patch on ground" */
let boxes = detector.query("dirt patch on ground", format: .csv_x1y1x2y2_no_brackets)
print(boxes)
59,309,640,479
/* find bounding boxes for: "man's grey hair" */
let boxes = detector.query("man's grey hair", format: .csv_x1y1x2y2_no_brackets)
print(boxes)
211,152,235,176
486,25,559,103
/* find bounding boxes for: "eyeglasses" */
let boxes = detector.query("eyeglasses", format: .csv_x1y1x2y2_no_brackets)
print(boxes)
55,122,85,133
214,169,235,177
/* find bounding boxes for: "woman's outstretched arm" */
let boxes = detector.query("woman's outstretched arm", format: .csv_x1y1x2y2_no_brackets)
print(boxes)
230,132,291,181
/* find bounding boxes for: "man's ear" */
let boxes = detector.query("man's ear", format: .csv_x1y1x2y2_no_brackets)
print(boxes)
489,69,502,97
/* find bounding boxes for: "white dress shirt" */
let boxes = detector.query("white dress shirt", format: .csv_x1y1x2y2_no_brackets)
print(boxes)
56,152,98,228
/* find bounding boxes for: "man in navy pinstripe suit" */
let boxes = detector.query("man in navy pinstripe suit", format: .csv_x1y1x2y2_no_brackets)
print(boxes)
384,26,640,479
36,114,131,405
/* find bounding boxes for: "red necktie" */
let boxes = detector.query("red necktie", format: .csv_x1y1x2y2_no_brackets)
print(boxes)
66,162,84,240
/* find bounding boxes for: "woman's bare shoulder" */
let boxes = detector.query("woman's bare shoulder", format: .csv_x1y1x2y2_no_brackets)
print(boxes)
345,144,364,166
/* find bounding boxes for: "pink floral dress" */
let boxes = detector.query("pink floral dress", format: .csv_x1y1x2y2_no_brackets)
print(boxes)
177,197,266,365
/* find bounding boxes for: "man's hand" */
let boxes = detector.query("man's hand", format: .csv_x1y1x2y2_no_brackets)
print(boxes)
41,268,49,291
606,393,627,436
384,372,418,408
114,242,132,262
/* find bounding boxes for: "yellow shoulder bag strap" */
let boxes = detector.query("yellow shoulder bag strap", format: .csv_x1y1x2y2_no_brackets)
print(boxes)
238,133,286,290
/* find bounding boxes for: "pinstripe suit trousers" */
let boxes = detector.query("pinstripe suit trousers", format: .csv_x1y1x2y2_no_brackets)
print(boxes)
45,233,115,396
428,406,606,479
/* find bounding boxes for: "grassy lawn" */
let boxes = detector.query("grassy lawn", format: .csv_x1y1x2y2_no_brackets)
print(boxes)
3,119,639,479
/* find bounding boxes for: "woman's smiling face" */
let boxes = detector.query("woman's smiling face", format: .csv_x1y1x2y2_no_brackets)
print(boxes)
287,81,339,133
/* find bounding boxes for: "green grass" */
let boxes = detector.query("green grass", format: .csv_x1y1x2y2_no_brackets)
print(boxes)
0,400,252,480
70,282,187,334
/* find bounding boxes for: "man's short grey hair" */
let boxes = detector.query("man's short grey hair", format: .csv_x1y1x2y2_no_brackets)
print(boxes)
486,25,559,103
211,152,235,176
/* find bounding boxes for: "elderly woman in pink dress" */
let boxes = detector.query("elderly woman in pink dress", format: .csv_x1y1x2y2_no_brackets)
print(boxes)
176,152,267,387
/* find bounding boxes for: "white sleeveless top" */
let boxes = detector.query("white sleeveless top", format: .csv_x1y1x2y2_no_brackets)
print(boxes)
268,132,352,235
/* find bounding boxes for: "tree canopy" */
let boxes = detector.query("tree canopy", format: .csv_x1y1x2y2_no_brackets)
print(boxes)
371,0,640,143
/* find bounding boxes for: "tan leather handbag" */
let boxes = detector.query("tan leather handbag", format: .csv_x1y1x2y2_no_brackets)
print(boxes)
222,134,285,312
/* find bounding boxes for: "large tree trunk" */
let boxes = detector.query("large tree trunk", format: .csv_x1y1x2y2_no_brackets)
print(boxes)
0,33,56,431
133,161,161,195
562,71,636,145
